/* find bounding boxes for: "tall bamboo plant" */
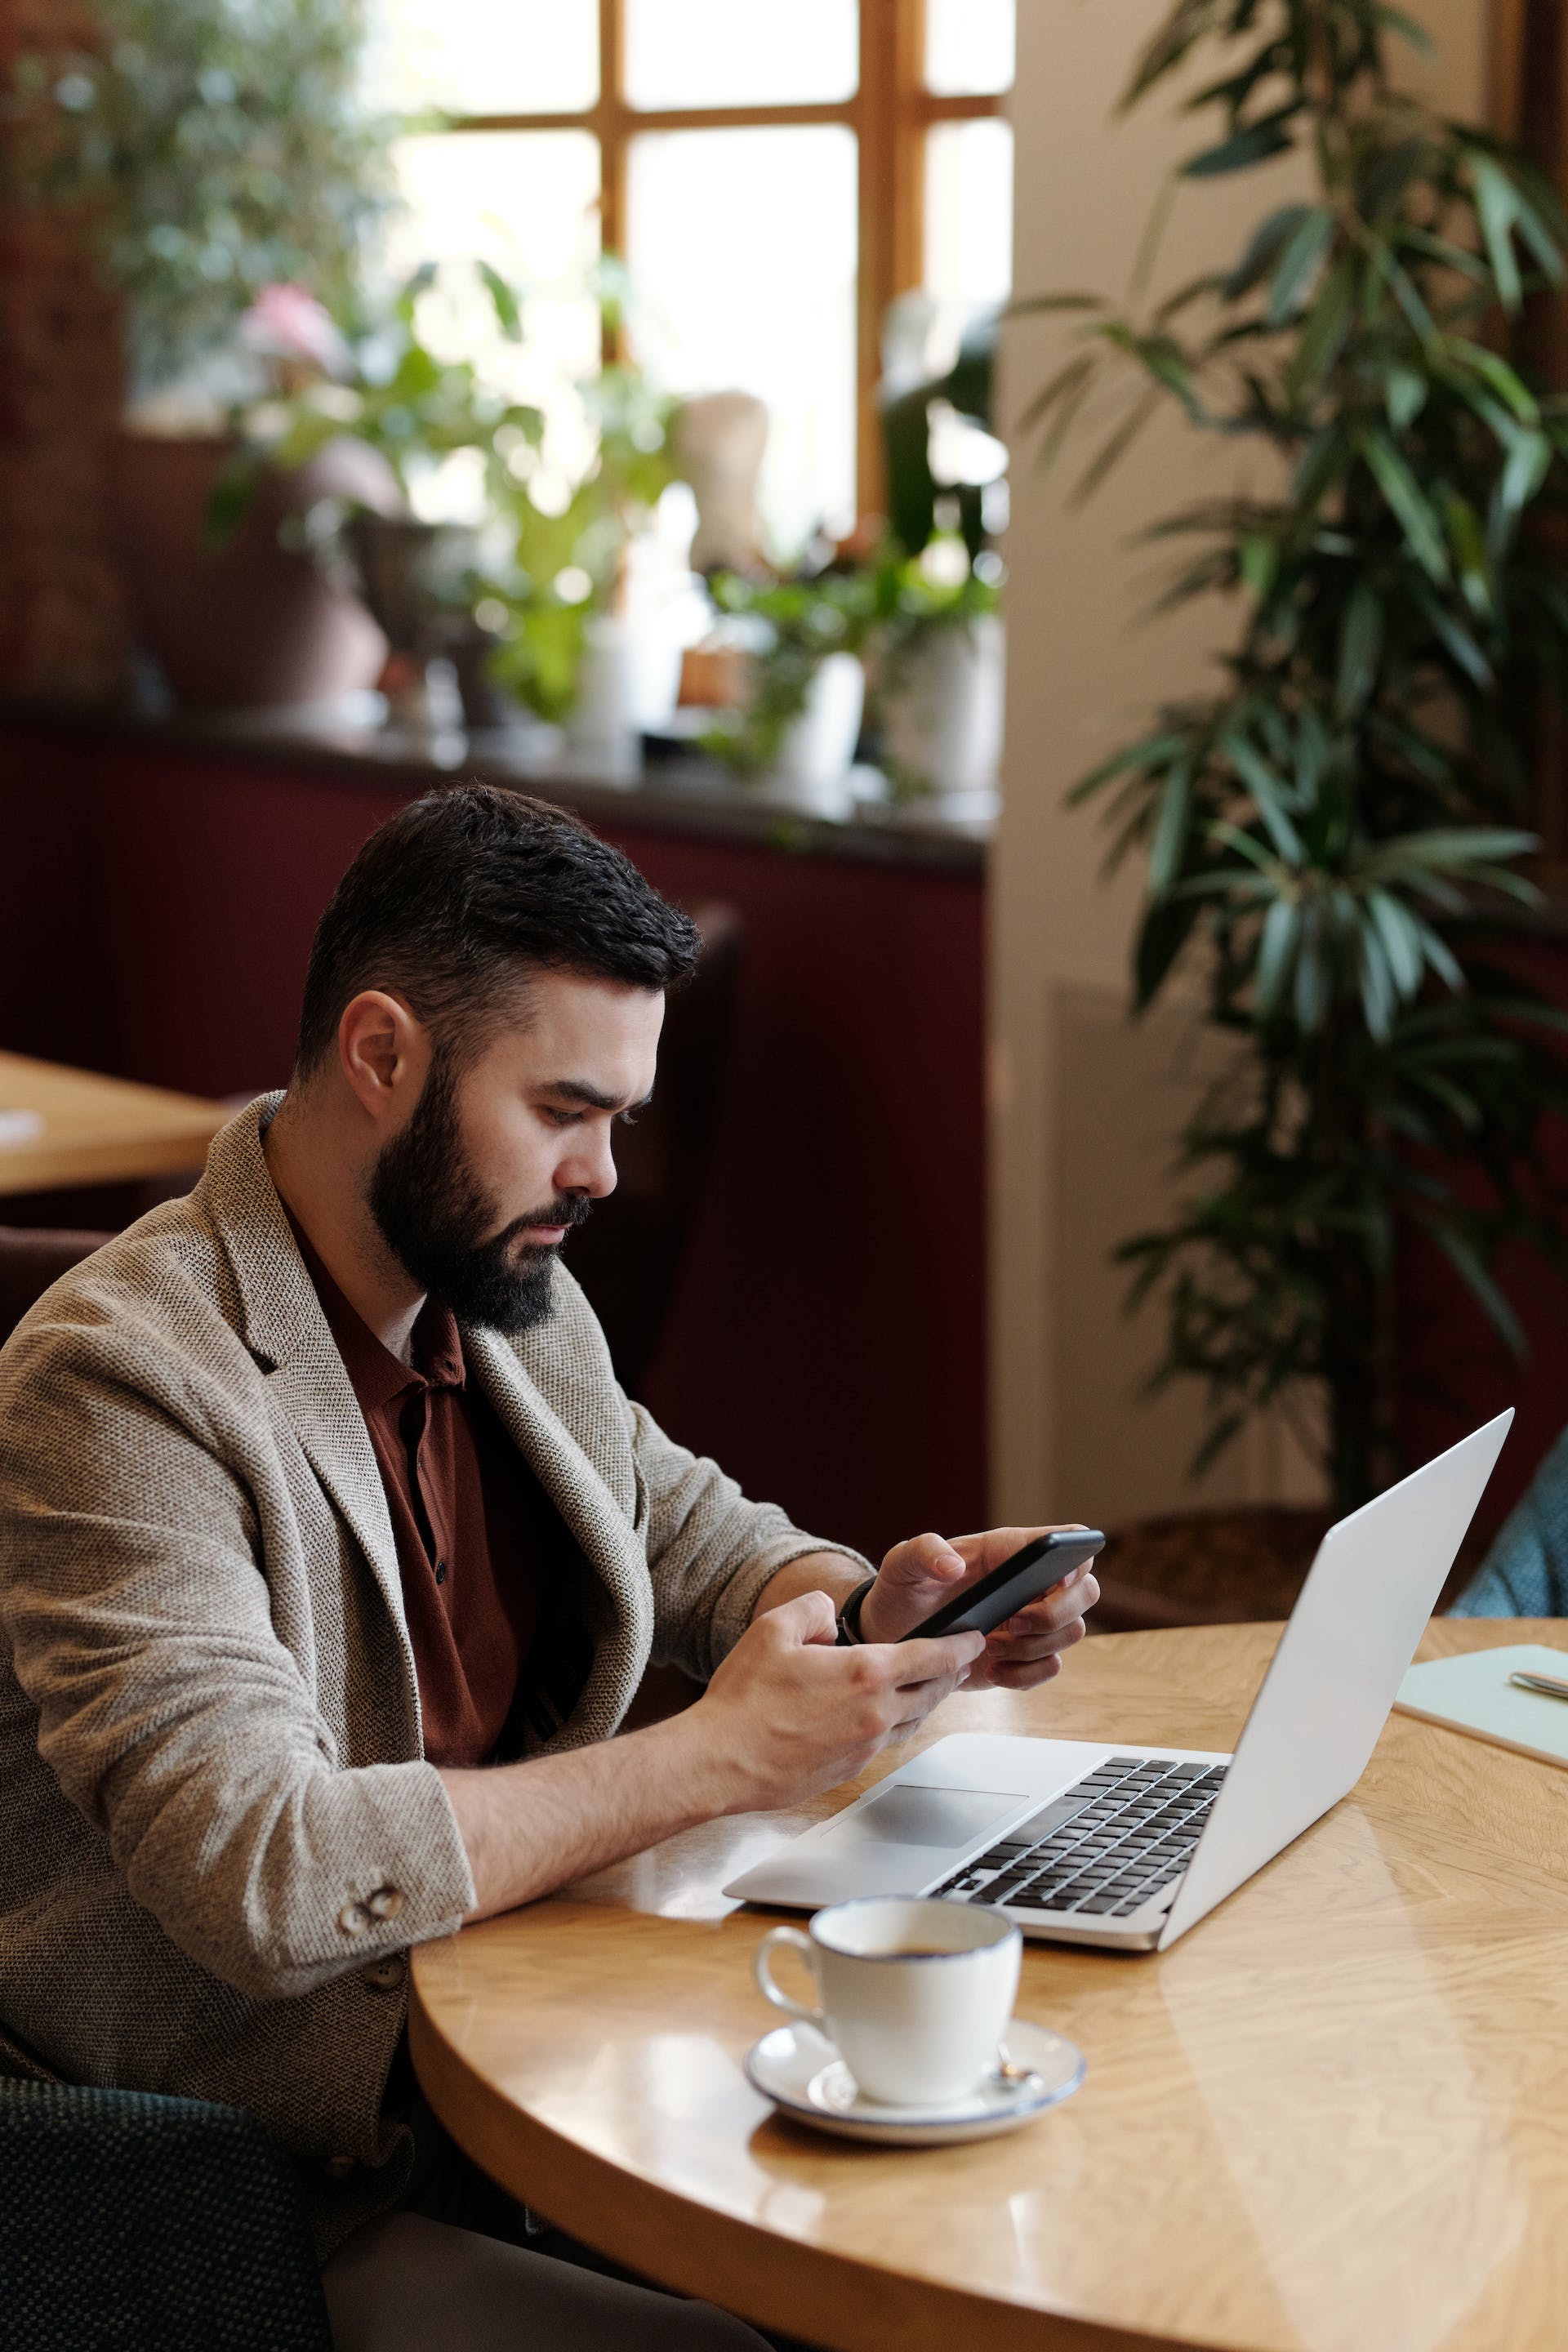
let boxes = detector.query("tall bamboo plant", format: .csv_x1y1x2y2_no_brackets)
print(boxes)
1030,0,1568,1513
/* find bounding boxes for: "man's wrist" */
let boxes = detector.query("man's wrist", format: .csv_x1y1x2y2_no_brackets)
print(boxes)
648,1698,743,1821
750,1549,875,1625
856,1574,898,1646
833,1575,878,1646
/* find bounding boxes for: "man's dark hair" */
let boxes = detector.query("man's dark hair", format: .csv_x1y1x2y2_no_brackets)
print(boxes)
295,785,702,1076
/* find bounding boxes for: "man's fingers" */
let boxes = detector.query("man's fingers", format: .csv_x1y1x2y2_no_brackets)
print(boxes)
889,1632,985,1688
985,1654,1066,1690
986,1616,1089,1666
948,1523,1089,1570
996,1573,1100,1639
764,1587,840,1646
881,1530,968,1587
887,1666,971,1735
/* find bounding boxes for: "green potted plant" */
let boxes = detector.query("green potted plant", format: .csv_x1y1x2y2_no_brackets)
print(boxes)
218,266,545,724
12,0,391,707
874,304,1008,804
870,537,1004,809
701,564,880,811
483,288,684,760
212,259,688,742
1029,0,1568,1538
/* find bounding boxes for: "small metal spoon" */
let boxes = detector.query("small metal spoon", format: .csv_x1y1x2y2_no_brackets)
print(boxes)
991,2045,1042,2091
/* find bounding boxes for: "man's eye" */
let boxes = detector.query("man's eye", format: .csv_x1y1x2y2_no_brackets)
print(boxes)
546,1107,581,1128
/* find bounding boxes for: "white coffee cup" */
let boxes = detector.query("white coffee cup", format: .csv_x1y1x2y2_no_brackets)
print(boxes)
754,1895,1022,2106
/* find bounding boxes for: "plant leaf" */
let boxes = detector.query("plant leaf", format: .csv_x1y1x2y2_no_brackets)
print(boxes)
1149,761,1192,892
1254,893,1300,1016
1285,257,1356,403
1469,151,1525,312
1429,1223,1528,1354
1361,433,1450,581
1183,112,1298,179
1334,579,1383,717
1266,207,1334,325
1222,733,1306,860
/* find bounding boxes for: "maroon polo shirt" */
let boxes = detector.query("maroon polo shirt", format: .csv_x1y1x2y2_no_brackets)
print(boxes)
291,1218,546,1770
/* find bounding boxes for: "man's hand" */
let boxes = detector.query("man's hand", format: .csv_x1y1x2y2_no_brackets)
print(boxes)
670,1590,987,1815
442,1592,986,1924
858,1526,1099,1689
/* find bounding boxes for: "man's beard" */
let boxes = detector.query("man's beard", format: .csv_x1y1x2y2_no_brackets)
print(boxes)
368,1060,593,1334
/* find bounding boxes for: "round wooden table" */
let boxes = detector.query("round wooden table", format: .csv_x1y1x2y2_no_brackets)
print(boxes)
410,1619,1568,2352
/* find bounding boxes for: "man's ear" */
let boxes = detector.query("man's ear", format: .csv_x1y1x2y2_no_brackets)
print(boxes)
336,991,430,1127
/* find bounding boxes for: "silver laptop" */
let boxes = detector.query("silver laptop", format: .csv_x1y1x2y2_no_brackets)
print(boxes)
726,1413,1512,1951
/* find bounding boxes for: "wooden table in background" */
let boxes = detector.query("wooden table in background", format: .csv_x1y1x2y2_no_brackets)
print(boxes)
412,1619,1568,2352
0,1051,227,1196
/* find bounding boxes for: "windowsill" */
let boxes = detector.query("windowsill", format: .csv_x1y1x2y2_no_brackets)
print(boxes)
2,697,991,876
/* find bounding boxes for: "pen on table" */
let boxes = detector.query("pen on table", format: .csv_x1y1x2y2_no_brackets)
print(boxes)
1508,1668,1568,1701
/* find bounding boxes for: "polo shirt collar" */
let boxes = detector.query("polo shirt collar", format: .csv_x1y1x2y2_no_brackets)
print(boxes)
285,1206,466,1405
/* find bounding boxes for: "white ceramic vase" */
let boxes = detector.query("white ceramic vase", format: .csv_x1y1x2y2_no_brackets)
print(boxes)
881,615,1005,800
772,651,866,813
568,611,688,782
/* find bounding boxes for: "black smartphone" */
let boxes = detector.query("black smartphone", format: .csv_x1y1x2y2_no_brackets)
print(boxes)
897,1529,1105,1642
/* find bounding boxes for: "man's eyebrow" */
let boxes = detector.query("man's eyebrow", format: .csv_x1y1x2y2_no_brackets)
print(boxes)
537,1078,654,1113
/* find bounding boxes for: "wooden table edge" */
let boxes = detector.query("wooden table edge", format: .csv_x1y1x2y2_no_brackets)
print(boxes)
0,1129,225,1196
408,1989,1200,2352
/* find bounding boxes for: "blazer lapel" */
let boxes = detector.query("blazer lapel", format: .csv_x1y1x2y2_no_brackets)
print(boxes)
465,1325,653,1725
202,1098,417,1691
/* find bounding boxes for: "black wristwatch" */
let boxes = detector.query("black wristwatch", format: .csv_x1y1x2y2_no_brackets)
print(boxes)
834,1575,878,1646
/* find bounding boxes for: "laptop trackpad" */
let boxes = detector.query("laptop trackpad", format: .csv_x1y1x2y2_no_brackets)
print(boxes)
853,1784,1026,1848
723,1783,1031,1908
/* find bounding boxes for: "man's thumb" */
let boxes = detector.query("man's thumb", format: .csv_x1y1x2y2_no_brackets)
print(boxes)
783,1587,840,1647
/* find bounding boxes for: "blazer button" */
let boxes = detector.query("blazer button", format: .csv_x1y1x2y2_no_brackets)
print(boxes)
367,1886,404,1922
323,2154,357,2178
337,1901,372,1936
363,1955,406,1991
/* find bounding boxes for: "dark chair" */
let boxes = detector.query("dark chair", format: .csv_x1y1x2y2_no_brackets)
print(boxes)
566,904,742,1393
0,2078,332,2350
0,1225,113,1348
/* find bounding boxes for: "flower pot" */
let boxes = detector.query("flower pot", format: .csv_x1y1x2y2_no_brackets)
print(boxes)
771,651,866,812
881,615,1005,797
105,430,397,711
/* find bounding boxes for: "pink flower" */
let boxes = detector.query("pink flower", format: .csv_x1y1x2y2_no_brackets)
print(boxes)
239,284,354,380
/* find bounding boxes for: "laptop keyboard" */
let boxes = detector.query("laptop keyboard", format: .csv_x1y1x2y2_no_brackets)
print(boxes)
929,1755,1227,1920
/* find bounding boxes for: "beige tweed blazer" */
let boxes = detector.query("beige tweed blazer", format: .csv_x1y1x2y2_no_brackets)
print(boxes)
0,1095,860,2252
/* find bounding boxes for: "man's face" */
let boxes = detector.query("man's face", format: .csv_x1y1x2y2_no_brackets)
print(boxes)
368,971,664,1332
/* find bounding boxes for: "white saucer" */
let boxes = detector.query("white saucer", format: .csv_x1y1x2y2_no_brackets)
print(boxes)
744,2020,1085,2145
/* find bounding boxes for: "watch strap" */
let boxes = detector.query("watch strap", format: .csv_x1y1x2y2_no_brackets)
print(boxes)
834,1575,878,1646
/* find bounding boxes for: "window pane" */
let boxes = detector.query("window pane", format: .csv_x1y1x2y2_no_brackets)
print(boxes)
392,129,601,287
924,118,1013,310
390,131,603,487
368,0,598,118
626,127,857,555
624,0,858,109
924,0,1014,96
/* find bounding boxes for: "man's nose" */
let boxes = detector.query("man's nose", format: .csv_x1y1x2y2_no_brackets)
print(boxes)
556,1128,617,1200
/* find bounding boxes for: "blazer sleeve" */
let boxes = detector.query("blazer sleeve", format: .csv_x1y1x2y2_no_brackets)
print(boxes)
0,1320,476,2003
630,1396,871,1681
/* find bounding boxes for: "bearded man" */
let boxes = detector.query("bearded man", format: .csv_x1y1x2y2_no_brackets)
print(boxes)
0,786,1098,2350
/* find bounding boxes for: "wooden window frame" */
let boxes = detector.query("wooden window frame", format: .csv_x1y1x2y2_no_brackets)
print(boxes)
448,0,1006,519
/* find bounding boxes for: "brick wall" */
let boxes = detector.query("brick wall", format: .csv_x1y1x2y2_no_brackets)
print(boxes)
0,0,128,696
